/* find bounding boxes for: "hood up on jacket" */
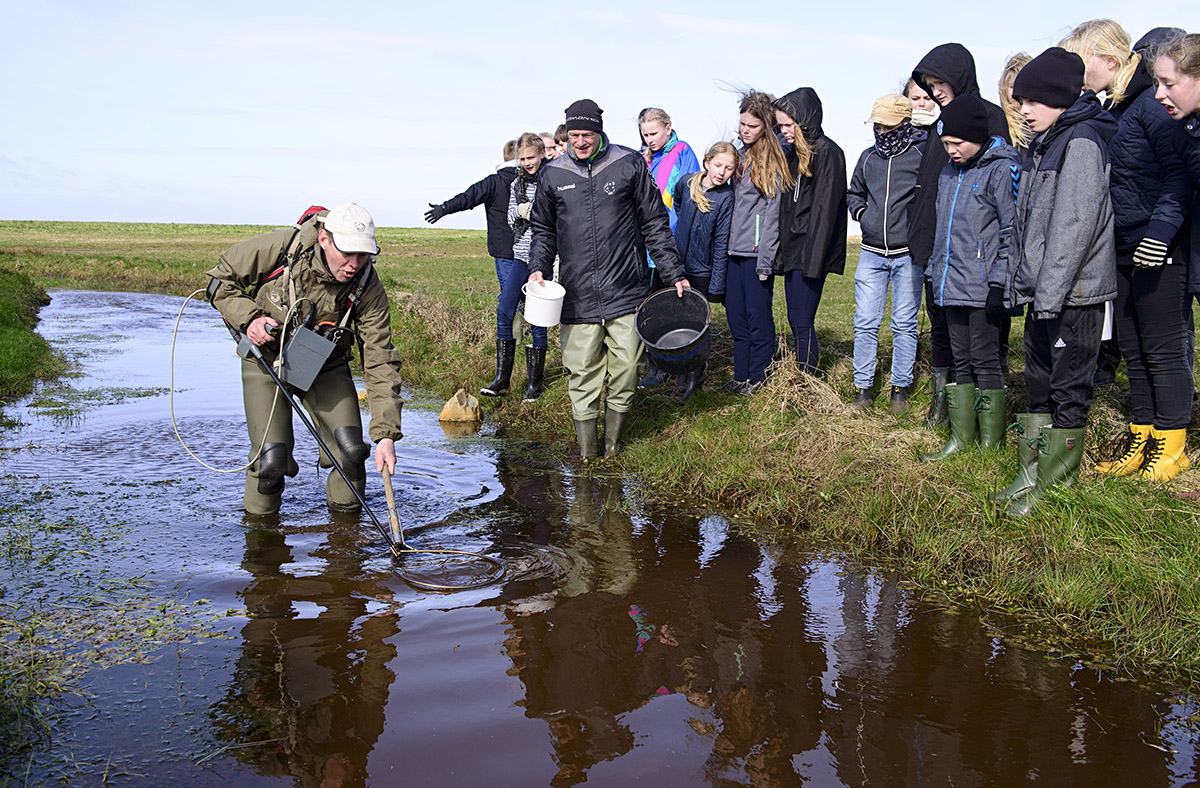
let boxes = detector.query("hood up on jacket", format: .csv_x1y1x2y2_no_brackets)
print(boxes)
912,43,981,106
775,87,825,144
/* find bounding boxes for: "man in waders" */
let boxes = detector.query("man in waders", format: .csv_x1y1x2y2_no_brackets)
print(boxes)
207,203,403,515
527,99,688,458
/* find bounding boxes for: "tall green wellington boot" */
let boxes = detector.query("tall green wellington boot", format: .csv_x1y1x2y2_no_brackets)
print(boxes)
976,388,1007,449
919,383,977,462
989,412,1054,503
603,408,631,458
574,418,599,460
924,366,953,430
1005,426,1085,517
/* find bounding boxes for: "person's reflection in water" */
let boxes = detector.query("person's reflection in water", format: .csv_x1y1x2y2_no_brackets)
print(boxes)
209,522,401,787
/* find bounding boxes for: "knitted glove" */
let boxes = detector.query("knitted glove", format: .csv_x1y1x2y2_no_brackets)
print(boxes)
1132,237,1169,267
516,202,532,220
423,203,447,224
985,286,1007,317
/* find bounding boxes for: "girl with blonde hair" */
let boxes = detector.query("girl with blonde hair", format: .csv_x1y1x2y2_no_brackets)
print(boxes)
998,53,1034,150
1063,22,1194,483
723,91,794,394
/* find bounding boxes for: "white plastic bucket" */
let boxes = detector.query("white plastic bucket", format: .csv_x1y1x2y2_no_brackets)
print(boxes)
522,280,566,327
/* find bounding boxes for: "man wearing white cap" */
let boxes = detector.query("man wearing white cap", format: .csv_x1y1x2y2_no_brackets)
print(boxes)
206,203,404,515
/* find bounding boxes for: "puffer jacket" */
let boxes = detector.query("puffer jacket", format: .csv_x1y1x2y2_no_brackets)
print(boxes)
529,134,684,324
928,137,1020,307
671,175,734,295
438,165,518,259
206,220,404,443
728,151,782,278
908,44,1012,266
1106,64,1191,254
1174,115,1200,294
773,87,847,278
847,130,925,258
1009,92,1118,319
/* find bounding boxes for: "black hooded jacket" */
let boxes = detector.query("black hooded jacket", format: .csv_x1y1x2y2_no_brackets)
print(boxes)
773,87,847,278
908,44,1011,266
439,166,518,259
528,134,684,324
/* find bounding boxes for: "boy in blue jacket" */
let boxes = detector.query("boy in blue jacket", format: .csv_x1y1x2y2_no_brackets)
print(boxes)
919,95,1020,463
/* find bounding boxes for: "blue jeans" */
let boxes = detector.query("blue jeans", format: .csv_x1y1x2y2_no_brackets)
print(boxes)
725,256,776,383
494,258,516,296
853,250,922,389
497,259,548,347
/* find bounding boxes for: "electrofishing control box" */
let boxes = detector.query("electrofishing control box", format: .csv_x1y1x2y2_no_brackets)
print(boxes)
236,325,335,392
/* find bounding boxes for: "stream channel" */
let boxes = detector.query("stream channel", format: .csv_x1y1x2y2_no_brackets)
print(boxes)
1,290,1198,786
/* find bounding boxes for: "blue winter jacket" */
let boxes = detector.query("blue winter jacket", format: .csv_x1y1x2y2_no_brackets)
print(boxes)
929,137,1020,308
1106,66,1191,253
671,176,734,296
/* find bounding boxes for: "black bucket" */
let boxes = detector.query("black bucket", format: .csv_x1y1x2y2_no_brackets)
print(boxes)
635,288,711,375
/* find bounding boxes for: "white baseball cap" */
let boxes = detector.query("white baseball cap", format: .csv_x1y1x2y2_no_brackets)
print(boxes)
320,202,379,255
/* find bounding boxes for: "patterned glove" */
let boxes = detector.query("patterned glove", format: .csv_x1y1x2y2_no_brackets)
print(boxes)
424,203,447,224
1132,237,1168,268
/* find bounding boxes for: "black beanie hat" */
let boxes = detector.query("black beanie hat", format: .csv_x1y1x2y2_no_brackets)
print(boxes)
1012,47,1084,109
937,95,990,143
564,99,604,133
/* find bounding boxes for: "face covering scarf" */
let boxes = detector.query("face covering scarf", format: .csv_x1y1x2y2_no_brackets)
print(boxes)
874,121,915,158
911,104,941,128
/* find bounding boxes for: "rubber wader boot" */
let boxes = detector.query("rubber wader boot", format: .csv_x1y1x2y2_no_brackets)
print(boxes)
676,362,705,404
244,442,298,515
1140,427,1191,482
1094,423,1152,476
604,408,631,458
575,418,599,460
637,360,666,389
919,383,977,462
924,366,952,430
1005,426,1085,517
989,412,1053,503
976,388,1007,449
523,345,546,402
481,338,516,397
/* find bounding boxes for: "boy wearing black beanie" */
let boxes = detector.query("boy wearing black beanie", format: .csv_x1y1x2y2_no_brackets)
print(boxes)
920,95,1021,464
998,47,1118,516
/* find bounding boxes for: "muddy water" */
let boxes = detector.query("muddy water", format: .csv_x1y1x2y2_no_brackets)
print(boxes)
1,290,1198,786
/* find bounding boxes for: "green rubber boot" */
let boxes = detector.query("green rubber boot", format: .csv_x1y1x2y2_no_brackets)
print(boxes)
924,366,953,430
989,412,1054,503
1005,426,1085,517
604,408,631,458
976,388,1007,449
919,383,977,462
574,418,599,460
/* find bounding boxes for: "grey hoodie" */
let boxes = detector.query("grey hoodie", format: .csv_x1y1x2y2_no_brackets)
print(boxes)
728,153,782,277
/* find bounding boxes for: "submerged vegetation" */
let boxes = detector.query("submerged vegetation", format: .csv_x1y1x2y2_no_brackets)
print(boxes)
1,220,1199,690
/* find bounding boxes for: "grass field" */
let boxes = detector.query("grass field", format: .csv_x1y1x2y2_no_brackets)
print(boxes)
2,219,1199,689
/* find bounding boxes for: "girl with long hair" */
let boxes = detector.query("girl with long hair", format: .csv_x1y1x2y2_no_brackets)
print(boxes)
1062,21,1194,482
723,91,794,394
999,53,1035,151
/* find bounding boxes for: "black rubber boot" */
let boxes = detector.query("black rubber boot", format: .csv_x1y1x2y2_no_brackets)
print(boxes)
574,418,599,459
604,408,631,458
676,363,705,404
481,338,516,397
523,345,546,402
924,366,952,430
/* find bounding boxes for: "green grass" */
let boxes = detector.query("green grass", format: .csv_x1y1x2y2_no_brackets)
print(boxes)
2,220,1200,689
0,267,64,405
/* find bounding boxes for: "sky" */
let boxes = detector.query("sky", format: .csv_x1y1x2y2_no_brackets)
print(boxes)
2,0,1193,231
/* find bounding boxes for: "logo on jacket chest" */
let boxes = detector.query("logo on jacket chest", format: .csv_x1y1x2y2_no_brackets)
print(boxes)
604,181,616,195
557,183,576,192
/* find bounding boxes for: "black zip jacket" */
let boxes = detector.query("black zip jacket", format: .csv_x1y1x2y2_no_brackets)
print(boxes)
529,135,684,324
774,87,847,278
908,44,1011,266
438,166,518,259
847,131,925,257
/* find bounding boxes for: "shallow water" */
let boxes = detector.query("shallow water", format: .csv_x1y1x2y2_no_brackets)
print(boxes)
1,290,1198,786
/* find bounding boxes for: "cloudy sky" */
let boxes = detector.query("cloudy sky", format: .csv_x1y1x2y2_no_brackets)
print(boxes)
3,0,1190,230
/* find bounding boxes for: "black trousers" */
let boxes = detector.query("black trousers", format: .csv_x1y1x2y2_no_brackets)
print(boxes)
924,277,953,368
945,305,1005,389
1114,258,1193,429
1024,304,1105,429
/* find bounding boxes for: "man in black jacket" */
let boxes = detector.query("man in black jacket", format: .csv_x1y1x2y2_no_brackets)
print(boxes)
909,43,1012,428
424,143,519,288
528,99,688,459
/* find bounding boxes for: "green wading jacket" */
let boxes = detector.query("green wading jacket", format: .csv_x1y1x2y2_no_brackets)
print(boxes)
206,222,404,443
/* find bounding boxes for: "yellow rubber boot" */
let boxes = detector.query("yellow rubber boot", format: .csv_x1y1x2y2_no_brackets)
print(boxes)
1140,427,1190,482
1094,423,1152,476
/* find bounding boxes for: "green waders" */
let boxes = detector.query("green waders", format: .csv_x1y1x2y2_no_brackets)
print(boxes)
242,359,369,514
